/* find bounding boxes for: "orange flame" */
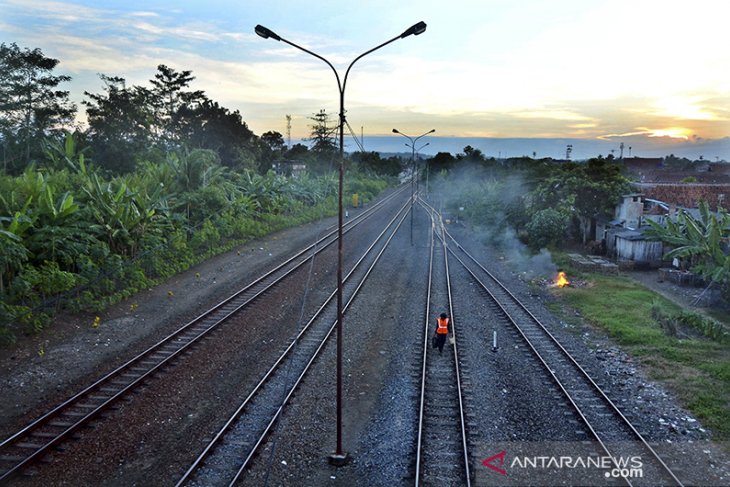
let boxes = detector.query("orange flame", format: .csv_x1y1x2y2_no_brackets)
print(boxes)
555,271,570,288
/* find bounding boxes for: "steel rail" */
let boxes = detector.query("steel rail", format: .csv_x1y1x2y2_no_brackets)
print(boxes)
414,204,471,487
0,186,408,482
440,222,683,487
413,199,435,484
177,196,412,487
440,212,472,487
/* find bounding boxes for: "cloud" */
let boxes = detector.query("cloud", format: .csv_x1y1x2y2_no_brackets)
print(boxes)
2,0,728,143
2,0,105,22
130,20,221,42
651,96,728,122
128,11,160,18
599,128,691,141
510,109,594,122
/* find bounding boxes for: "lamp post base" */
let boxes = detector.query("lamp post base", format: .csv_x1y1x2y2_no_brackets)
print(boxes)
328,452,349,466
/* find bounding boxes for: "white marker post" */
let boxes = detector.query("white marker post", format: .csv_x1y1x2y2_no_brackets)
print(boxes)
492,330,498,352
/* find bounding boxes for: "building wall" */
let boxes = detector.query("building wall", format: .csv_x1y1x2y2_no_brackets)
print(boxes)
615,238,664,266
615,194,644,229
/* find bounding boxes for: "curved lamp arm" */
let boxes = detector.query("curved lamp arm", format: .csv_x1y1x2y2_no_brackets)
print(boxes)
256,24,343,95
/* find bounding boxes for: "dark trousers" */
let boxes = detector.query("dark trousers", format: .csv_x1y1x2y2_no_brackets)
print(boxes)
434,333,446,353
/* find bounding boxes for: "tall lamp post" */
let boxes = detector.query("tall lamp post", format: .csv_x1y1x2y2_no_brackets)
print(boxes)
255,21,426,466
392,128,435,244
415,142,430,195
403,141,431,197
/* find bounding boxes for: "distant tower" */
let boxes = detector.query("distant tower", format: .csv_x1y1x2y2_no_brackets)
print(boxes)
285,114,292,149
566,144,573,160
619,142,624,159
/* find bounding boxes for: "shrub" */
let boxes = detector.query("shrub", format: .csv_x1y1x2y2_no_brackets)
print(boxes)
190,219,221,253
652,300,728,342
525,208,569,250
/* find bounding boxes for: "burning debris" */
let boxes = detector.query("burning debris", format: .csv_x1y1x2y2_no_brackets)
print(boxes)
531,271,589,289
554,271,570,288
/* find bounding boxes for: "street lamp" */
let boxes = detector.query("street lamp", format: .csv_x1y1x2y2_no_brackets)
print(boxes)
392,128,435,244
405,141,431,194
255,21,427,466
415,142,431,195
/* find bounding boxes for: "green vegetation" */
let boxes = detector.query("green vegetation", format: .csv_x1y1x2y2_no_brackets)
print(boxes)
431,151,630,252
646,201,730,302
0,42,402,344
652,303,729,342
0,154,393,343
548,262,730,441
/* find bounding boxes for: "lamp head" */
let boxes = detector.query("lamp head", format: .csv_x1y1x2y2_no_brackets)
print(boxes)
392,128,400,134
401,21,427,38
255,24,281,41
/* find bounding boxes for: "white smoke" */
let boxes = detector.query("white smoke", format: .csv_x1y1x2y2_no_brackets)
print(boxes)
434,160,558,279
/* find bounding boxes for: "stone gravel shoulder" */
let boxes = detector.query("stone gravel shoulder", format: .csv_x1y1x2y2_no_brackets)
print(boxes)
448,222,730,485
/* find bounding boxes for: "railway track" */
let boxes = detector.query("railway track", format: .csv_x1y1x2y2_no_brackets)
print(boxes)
414,206,471,486
441,219,684,486
175,192,413,486
0,187,408,483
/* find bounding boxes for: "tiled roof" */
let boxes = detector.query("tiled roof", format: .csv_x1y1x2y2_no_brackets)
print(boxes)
635,183,728,211
622,158,730,184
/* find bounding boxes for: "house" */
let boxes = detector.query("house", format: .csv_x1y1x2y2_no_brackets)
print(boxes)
272,160,307,177
606,227,664,268
604,189,728,269
614,193,644,229
622,157,730,184
635,183,728,211
601,194,665,267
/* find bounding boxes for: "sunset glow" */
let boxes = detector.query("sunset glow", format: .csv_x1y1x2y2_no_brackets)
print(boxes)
653,97,723,122
646,128,692,140
0,0,728,158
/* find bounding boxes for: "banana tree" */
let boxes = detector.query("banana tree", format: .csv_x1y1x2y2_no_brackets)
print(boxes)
26,186,95,267
82,173,160,257
647,201,730,288
163,148,226,220
0,229,29,295
41,131,89,173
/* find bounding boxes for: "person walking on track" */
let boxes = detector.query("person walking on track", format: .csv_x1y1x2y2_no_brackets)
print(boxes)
433,312,452,354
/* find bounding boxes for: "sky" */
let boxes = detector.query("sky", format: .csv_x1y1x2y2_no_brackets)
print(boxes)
1,0,729,158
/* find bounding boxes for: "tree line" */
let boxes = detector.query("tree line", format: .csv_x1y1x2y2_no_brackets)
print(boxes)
427,147,729,301
2,42,726,342
0,43,398,342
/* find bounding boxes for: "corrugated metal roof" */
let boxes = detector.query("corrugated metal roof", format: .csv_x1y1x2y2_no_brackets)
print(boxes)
615,230,645,241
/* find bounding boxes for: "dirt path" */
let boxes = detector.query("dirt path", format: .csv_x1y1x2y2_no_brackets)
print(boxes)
0,214,339,436
627,269,726,316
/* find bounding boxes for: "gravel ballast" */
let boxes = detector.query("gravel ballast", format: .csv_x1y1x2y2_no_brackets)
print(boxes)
1,189,728,486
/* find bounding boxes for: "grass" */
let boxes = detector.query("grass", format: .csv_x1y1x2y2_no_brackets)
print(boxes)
708,308,730,328
546,266,730,443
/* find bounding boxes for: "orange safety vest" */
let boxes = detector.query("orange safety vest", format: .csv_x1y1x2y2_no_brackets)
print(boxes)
436,317,449,334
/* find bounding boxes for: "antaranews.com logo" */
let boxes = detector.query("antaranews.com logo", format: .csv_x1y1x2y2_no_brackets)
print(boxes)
477,443,645,486
483,450,643,479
